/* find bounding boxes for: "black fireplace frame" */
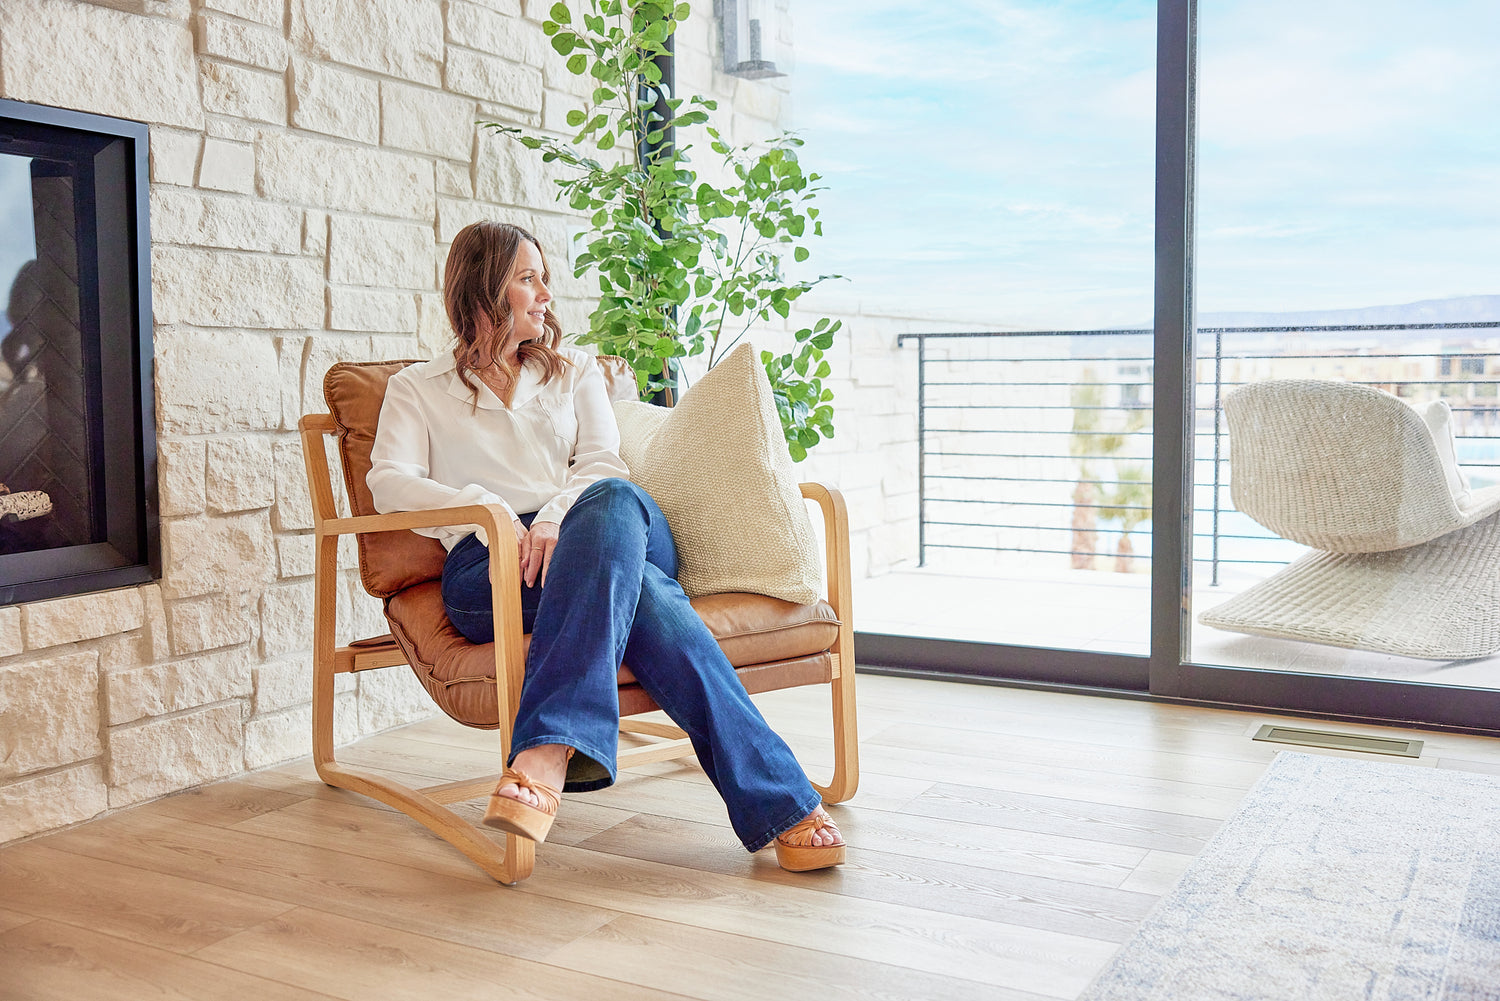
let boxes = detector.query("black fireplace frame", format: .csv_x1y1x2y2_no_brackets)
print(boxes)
0,99,158,606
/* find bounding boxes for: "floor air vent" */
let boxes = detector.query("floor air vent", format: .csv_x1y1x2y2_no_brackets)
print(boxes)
1252,725,1423,758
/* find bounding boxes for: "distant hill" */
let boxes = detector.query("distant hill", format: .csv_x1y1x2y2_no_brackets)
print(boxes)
1200,295,1500,328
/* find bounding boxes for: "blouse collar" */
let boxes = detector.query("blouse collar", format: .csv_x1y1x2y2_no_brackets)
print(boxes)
427,351,546,411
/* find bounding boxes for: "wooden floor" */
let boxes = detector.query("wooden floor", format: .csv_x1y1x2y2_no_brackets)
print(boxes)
7,673,1500,1001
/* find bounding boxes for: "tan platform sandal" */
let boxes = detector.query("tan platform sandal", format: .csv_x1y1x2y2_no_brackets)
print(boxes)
774,809,846,872
482,767,563,842
0,483,52,523
482,747,573,843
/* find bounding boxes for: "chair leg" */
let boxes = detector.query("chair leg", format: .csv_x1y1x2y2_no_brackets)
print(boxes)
812,653,859,805
799,482,860,805
310,586,534,879
315,760,534,884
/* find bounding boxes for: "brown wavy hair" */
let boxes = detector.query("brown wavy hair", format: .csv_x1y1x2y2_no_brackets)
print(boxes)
444,220,569,403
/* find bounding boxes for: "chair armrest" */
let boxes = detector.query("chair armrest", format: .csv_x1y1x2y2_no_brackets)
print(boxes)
799,483,853,621
320,504,515,542
319,503,523,606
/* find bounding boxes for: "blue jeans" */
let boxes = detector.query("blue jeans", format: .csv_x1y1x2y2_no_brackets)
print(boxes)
440,477,822,852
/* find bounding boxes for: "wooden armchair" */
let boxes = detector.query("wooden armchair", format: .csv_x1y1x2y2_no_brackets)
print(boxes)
296,359,858,884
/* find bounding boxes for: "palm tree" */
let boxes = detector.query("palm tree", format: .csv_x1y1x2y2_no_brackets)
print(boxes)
1069,374,1125,570
1099,464,1152,572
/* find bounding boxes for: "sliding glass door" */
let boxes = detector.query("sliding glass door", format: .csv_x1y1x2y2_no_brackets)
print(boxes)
1152,0,1500,727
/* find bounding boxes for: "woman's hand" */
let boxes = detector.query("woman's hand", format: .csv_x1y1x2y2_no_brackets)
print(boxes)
517,520,560,588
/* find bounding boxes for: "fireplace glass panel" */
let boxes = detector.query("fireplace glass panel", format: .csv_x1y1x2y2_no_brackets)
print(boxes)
1,151,100,555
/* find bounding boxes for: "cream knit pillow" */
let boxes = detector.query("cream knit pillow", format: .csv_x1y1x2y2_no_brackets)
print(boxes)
612,343,822,604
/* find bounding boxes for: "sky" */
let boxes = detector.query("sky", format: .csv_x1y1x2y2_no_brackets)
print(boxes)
784,0,1500,328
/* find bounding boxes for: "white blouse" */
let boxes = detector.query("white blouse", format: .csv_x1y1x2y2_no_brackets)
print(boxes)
367,347,630,550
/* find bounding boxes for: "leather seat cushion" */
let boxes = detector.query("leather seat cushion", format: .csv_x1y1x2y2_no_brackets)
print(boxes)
384,582,839,728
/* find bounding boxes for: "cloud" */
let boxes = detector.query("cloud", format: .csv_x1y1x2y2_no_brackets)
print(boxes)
1196,0,1500,163
787,0,1499,326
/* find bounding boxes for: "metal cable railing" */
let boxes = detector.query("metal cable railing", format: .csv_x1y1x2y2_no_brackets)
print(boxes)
898,322,1500,583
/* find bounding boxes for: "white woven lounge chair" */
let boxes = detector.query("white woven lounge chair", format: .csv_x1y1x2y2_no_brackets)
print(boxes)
1198,379,1500,660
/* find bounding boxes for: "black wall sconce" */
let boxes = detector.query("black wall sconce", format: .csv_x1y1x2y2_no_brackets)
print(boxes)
717,0,785,79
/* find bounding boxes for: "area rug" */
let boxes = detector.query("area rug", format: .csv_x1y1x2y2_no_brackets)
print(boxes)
1078,751,1500,1001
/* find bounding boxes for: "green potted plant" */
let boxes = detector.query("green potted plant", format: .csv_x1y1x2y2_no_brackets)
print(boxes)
483,0,842,460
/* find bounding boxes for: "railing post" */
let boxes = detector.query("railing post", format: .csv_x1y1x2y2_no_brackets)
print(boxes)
1211,326,1223,586
917,336,927,567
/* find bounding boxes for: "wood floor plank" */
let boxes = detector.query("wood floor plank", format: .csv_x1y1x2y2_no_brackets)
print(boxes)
789,740,1254,820
392,714,503,746
228,798,495,882
0,920,342,1001
515,841,1121,995
193,906,692,1001
246,757,500,814
247,760,412,806
0,905,36,933
0,843,295,954
577,813,1155,942
835,799,1152,886
576,781,1150,887
149,778,309,828
870,720,1273,787
1437,756,1500,776
578,767,785,834
548,912,1060,1001
1119,850,1196,895
229,794,633,875
335,738,498,782
908,782,1225,854
568,764,934,843
38,810,620,963
808,679,1259,735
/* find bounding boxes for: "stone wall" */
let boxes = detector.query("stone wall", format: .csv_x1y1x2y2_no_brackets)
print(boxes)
0,0,801,844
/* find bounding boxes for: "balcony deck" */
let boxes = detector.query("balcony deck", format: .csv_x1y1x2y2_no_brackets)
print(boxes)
855,565,1500,691
867,323,1500,697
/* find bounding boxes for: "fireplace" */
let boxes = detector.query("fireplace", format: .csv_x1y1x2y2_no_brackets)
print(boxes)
0,99,157,605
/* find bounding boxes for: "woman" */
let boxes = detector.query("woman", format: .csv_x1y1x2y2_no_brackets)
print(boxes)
368,221,845,871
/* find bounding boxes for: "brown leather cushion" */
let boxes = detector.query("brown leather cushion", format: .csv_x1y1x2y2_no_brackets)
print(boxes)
689,592,839,666
385,583,839,728
324,359,447,598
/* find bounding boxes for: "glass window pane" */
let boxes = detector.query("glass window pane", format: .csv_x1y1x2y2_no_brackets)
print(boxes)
1189,0,1500,685
2,149,99,556
792,1,1155,654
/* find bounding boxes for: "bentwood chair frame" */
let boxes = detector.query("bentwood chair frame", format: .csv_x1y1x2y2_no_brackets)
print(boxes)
297,385,858,884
